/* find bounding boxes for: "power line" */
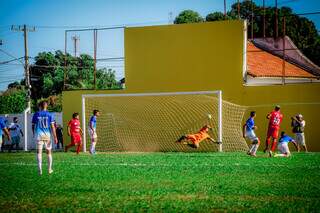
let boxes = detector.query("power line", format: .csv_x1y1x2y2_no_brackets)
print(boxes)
278,0,300,6
0,57,24,65
0,49,24,65
0,78,24,84
0,75,24,78
0,63,124,68
35,20,168,30
0,25,11,29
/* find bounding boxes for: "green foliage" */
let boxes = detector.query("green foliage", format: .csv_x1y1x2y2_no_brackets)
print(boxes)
174,10,204,24
0,89,26,114
229,2,320,66
97,68,118,89
0,152,319,212
7,81,24,90
206,12,229,22
30,51,121,96
32,95,62,113
16,50,122,112
175,2,320,66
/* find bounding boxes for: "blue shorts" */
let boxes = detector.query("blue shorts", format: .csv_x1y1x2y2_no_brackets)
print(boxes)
11,136,21,145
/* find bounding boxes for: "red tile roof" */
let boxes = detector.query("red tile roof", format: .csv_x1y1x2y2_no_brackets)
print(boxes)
247,42,317,78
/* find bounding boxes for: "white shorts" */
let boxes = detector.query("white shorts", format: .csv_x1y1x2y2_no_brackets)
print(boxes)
246,130,258,142
36,140,52,150
278,143,290,155
89,129,97,140
295,133,305,146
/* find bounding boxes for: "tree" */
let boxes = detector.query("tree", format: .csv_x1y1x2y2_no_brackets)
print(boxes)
206,12,234,22
7,81,23,90
0,89,26,114
174,10,204,24
0,50,122,113
229,2,320,66
174,2,320,66
29,50,121,100
97,68,118,89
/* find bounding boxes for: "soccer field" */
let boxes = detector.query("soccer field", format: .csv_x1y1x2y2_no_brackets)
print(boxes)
0,152,319,212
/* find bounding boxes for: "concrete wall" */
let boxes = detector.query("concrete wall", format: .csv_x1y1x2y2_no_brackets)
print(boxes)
1,113,63,150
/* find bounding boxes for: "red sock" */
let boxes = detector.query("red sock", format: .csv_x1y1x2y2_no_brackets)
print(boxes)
265,137,271,150
271,140,277,151
76,145,81,154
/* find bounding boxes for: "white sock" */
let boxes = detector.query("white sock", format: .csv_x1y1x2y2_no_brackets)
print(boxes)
274,153,287,157
90,143,93,153
252,144,259,154
249,145,255,153
37,152,42,174
48,154,52,171
92,142,96,152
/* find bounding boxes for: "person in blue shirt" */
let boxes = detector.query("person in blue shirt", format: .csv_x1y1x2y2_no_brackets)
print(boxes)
89,109,100,155
274,131,298,157
0,117,11,151
32,101,58,175
243,111,260,157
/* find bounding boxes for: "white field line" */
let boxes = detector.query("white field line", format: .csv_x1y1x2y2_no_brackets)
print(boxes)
0,162,319,169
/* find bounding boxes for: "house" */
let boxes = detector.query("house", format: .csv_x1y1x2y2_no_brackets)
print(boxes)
246,36,320,85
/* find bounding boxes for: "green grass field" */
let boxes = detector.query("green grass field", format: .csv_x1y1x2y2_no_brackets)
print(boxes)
0,152,319,212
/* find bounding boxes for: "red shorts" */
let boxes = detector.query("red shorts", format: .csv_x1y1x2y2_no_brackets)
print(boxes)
267,127,280,139
71,134,82,145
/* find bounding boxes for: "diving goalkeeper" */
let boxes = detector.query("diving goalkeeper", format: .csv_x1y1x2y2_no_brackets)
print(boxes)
176,125,220,149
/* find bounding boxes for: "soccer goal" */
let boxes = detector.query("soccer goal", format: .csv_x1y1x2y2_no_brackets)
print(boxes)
81,91,248,152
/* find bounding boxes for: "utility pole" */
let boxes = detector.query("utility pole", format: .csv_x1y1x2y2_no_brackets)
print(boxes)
263,0,266,38
251,0,254,40
168,12,173,24
275,0,278,38
237,0,240,19
93,29,97,90
11,25,35,111
72,35,80,57
224,0,227,19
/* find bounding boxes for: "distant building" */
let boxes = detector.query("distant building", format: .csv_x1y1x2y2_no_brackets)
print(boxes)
245,36,320,85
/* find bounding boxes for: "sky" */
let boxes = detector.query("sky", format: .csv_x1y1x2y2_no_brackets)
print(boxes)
0,0,319,90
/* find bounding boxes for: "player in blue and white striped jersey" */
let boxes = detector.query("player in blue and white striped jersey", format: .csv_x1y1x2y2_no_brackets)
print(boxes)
32,101,57,175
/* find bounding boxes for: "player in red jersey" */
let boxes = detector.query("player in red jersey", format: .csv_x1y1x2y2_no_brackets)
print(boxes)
264,105,283,157
65,113,83,154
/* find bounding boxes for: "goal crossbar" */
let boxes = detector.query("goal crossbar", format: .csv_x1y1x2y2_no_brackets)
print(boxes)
82,90,223,152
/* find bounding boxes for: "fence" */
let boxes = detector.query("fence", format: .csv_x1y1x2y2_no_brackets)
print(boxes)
1,112,62,151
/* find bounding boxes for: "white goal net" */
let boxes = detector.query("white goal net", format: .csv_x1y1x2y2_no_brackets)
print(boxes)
82,91,248,152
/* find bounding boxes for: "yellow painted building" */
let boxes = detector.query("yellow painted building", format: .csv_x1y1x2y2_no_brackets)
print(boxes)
62,20,320,151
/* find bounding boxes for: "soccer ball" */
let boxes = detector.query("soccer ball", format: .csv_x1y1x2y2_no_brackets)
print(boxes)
207,114,212,119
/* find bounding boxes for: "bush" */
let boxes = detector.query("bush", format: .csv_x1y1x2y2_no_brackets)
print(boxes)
33,95,62,112
0,89,27,114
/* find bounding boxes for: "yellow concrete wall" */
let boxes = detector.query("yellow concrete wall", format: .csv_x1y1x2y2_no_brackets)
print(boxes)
62,20,320,151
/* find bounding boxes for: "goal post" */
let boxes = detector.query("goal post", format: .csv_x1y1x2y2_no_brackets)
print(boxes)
81,90,247,152
217,90,222,152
